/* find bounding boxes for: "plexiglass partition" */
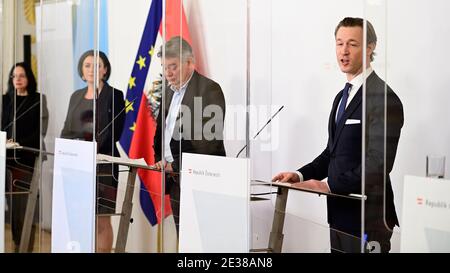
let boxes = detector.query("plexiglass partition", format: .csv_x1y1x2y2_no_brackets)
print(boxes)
38,0,99,252
362,0,396,253
110,0,169,253
366,0,450,253
250,0,371,253
160,0,249,252
254,0,449,253
1,0,46,253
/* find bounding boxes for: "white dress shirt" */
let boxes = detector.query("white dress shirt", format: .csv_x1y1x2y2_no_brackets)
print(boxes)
164,72,194,162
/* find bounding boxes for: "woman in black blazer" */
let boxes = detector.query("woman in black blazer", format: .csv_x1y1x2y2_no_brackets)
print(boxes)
61,51,125,253
2,62,49,252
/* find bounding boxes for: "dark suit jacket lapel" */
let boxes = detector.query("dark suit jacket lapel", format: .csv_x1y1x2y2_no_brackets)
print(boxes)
179,71,199,130
331,87,362,153
164,70,199,118
168,71,198,141
164,85,174,117
329,91,342,140
71,88,87,114
180,71,198,110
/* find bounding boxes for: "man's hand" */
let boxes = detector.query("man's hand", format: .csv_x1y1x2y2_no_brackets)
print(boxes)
272,172,300,183
291,179,331,193
154,161,173,172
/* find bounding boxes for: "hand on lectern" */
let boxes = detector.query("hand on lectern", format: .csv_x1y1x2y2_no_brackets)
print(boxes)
154,160,173,172
291,179,331,193
6,139,21,149
272,172,300,183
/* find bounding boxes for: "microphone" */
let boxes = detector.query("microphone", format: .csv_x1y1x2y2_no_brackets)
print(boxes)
2,100,40,131
236,105,284,158
97,95,138,137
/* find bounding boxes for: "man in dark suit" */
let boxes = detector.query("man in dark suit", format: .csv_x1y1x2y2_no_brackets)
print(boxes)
153,36,226,234
272,17,403,253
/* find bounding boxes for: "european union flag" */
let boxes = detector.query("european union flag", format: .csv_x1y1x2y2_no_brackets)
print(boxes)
120,0,162,153
119,0,162,225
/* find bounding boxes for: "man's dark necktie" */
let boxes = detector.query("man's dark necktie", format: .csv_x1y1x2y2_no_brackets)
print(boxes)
336,82,352,124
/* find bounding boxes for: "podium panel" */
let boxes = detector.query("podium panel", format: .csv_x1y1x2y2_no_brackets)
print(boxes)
179,153,250,252
51,138,96,253
0,132,6,252
401,176,450,252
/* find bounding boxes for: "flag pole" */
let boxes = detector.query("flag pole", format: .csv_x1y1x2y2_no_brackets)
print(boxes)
157,220,162,252
159,0,167,254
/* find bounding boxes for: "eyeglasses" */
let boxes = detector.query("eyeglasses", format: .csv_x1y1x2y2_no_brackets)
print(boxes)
11,74,27,79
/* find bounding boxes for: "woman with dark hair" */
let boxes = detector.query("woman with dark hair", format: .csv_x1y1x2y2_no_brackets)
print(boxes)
61,50,125,253
2,62,49,252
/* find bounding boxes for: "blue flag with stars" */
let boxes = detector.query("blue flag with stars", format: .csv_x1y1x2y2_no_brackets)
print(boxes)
120,0,162,153
119,0,162,226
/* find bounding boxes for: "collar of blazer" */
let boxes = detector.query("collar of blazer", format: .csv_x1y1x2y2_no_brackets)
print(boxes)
71,82,111,109
164,70,199,115
330,72,379,153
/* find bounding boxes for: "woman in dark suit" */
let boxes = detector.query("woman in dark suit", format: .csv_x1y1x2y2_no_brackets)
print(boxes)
2,62,49,252
61,51,125,253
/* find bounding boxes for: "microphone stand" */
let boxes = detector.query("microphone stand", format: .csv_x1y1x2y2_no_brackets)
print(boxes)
97,96,138,137
236,105,284,158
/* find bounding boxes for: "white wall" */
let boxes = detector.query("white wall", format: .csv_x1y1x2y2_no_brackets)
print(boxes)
384,0,450,251
36,1,75,231
1,0,15,92
107,0,151,93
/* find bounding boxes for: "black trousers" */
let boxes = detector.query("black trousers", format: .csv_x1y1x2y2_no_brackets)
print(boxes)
330,228,393,253
167,175,180,235
6,162,37,252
